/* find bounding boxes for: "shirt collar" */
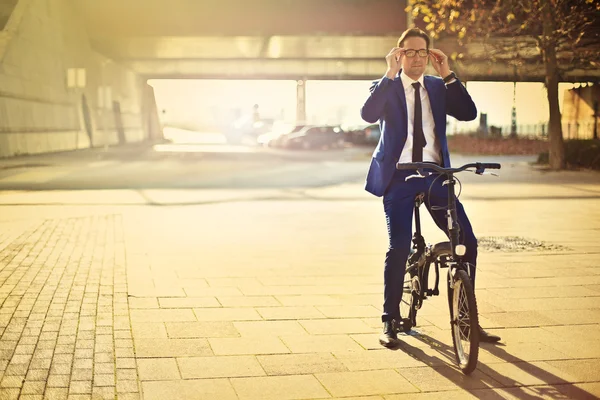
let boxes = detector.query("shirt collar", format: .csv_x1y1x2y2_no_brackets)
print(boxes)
399,70,425,91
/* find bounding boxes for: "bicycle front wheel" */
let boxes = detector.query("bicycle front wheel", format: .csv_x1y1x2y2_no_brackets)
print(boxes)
450,269,479,375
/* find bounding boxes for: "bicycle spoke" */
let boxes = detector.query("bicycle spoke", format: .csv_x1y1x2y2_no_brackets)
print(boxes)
452,279,473,362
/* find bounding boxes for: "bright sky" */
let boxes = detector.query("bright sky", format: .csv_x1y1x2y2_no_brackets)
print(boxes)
149,79,576,133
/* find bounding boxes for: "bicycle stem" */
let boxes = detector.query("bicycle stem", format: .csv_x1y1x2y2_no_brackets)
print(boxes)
446,174,461,261
413,194,426,255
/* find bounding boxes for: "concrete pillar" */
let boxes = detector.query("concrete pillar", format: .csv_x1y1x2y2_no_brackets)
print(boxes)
296,79,306,124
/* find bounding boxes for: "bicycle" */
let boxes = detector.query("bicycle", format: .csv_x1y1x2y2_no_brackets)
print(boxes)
394,161,501,375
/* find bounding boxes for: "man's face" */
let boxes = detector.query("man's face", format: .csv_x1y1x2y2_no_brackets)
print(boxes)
400,36,428,79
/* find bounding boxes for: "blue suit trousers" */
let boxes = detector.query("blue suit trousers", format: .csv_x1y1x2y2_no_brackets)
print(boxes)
382,168,477,322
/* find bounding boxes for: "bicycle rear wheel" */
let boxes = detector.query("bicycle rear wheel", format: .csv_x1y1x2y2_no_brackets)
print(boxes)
400,267,418,329
449,269,479,375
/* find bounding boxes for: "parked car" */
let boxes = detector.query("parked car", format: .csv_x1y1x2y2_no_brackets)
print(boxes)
343,124,381,146
281,125,345,150
364,124,381,144
225,117,275,145
268,124,309,148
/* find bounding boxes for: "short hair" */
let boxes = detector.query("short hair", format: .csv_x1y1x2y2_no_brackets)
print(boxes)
397,27,430,49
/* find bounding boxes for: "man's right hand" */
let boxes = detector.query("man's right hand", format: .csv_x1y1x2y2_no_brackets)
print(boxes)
385,48,404,79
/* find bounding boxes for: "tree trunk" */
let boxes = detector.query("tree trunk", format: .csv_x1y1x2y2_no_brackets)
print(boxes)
542,0,565,170
545,59,565,169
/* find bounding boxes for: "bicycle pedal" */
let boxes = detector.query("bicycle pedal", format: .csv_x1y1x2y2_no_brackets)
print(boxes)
396,318,413,333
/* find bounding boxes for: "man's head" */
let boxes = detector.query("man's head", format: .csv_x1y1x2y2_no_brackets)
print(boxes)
397,27,430,80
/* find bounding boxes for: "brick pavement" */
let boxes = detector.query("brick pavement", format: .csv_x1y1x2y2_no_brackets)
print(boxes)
0,215,138,400
0,158,599,399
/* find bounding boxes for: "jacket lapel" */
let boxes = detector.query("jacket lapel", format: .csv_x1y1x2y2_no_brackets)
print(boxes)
423,76,444,141
393,70,407,118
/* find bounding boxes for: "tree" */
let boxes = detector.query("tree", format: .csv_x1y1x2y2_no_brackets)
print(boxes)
407,0,600,170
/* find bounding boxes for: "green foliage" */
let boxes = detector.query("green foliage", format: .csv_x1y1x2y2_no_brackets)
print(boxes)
538,140,600,170
406,0,600,70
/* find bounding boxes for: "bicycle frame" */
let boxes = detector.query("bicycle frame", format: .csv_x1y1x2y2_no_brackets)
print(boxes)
444,173,462,263
406,172,466,299
402,161,501,286
398,161,500,374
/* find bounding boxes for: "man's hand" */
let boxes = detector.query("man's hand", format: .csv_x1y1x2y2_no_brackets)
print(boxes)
385,48,404,79
428,48,452,79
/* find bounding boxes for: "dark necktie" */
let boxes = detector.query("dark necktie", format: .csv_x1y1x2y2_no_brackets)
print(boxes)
411,82,426,162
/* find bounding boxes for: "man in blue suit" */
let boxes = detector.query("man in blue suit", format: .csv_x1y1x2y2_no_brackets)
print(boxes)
361,27,500,347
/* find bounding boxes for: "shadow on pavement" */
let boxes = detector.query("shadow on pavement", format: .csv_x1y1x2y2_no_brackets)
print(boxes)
392,332,593,399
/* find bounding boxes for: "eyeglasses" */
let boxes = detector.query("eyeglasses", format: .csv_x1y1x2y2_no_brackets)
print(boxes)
404,49,429,58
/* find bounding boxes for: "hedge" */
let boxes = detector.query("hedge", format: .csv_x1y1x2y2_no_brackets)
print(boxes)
537,140,600,170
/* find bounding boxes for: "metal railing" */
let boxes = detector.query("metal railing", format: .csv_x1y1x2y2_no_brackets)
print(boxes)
449,121,599,140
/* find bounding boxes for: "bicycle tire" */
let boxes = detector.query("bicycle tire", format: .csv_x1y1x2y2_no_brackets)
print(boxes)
400,267,418,328
449,269,479,375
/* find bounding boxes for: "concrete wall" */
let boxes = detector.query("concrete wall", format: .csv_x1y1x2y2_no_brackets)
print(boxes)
562,85,600,140
0,0,19,30
0,0,150,158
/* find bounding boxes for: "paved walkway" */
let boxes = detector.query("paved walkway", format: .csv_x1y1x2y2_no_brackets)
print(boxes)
0,150,599,399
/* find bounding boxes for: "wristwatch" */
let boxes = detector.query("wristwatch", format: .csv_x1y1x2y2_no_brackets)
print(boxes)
443,72,457,84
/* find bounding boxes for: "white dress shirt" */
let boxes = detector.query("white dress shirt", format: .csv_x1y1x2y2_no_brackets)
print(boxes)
397,70,441,165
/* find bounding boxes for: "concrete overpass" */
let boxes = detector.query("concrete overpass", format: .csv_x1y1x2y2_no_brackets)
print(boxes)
0,0,598,157
71,0,600,82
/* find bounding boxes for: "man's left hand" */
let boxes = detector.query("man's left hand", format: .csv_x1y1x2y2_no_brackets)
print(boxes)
428,49,452,79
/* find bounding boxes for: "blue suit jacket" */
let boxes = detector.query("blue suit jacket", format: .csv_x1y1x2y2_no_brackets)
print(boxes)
361,72,477,197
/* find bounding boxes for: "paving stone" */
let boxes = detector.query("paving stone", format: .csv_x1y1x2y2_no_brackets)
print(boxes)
233,321,308,337
137,358,180,381
255,306,326,320
116,379,138,393
164,321,239,339
44,387,69,400
47,375,70,388
69,380,92,394
398,365,502,392
130,309,196,323
134,338,213,357
116,369,137,381
208,337,290,356
316,305,380,318
257,353,348,375
216,296,280,308
316,370,418,397
333,349,426,371
178,355,265,379
477,361,579,387
545,340,600,359
555,382,600,399
158,297,220,308
546,359,600,382
280,335,364,353
91,387,115,399
128,297,159,309
142,379,237,400
131,322,168,339
299,319,375,335
0,375,25,388
231,375,331,400
92,374,115,387
192,308,262,321
21,380,46,395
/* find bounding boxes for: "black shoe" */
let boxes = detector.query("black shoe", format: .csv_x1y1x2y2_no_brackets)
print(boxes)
479,326,501,343
379,321,399,348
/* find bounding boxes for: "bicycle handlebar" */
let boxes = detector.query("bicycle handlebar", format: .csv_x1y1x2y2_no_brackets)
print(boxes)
396,162,501,174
